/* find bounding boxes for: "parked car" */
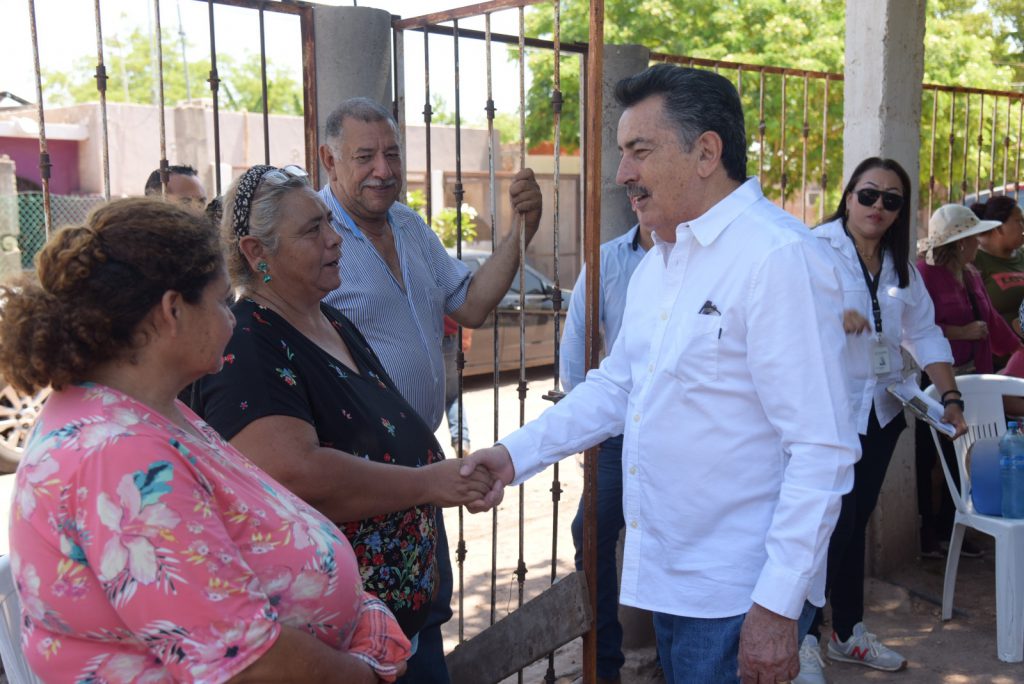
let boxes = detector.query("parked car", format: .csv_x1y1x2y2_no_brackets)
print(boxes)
0,383,50,473
450,249,571,377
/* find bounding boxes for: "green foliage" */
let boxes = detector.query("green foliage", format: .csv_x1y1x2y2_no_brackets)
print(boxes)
41,27,302,115
518,0,1022,210
407,190,478,248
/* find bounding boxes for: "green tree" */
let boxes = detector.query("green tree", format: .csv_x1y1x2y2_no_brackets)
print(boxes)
518,0,1019,207
41,27,302,116
407,189,478,247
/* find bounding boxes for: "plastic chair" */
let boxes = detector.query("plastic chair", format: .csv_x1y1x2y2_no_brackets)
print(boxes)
0,555,41,683
924,374,1024,662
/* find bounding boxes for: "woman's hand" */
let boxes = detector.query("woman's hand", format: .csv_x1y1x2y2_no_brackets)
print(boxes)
842,309,871,334
423,459,495,507
941,402,968,440
947,321,989,340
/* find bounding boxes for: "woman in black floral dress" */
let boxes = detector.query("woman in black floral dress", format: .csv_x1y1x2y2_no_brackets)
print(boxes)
196,165,493,638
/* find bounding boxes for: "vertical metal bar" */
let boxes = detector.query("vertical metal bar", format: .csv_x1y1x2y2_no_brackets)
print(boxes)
154,0,169,197
1016,97,1023,196
94,0,111,201
545,1,564,680
800,75,809,223
975,94,984,199
27,0,52,238
961,95,970,203
451,16,468,647
989,95,998,196
819,76,829,224
582,3,606,683
758,71,766,181
947,92,956,205
207,0,223,195
484,10,501,630
515,9,528,681
393,25,406,183
779,75,787,201
1002,97,1012,195
423,31,433,222
928,88,937,214
299,7,318,186
258,4,270,165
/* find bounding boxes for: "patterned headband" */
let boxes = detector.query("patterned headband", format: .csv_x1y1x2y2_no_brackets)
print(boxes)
231,165,276,238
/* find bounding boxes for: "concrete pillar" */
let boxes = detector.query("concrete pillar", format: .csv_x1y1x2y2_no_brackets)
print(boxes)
312,6,393,182
599,45,649,243
843,0,927,575
597,45,657,654
0,156,21,279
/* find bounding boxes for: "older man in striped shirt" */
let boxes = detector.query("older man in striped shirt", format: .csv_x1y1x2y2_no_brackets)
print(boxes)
318,96,543,684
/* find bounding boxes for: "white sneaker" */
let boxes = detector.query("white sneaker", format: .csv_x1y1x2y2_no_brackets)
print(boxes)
793,634,827,684
827,622,907,671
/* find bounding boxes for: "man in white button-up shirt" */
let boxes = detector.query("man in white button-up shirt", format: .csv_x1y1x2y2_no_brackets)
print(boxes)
463,65,859,683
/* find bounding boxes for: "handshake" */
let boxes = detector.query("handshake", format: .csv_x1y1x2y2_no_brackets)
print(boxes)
430,445,515,513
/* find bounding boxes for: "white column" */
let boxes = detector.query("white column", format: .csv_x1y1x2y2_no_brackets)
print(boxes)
844,0,927,575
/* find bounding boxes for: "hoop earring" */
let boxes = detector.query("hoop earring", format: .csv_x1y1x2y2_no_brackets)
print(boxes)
257,261,272,283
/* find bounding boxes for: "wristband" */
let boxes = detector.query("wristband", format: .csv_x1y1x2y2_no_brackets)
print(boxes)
941,389,962,401
942,398,965,411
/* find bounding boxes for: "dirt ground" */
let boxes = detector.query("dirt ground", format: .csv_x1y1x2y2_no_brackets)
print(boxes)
435,368,1023,684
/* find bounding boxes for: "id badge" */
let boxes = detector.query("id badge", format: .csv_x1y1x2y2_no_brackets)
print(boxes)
871,336,892,375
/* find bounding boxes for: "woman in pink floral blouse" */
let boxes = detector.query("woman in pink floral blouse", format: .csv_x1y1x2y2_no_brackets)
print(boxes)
0,198,409,683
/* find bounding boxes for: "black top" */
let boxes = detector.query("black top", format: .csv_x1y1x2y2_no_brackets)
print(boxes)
196,298,443,636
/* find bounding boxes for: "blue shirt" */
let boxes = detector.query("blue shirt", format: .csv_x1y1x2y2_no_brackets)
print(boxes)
319,185,472,430
559,225,647,391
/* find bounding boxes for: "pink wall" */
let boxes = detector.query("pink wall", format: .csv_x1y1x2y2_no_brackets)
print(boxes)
0,138,80,195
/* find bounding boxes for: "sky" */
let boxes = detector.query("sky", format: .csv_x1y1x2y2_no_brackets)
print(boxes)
3,0,537,125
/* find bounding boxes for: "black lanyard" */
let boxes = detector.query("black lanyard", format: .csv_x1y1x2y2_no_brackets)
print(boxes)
854,252,883,335
845,228,883,335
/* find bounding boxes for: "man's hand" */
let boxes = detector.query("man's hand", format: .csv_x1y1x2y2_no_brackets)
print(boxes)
509,168,543,243
423,459,494,507
459,445,515,513
737,603,798,683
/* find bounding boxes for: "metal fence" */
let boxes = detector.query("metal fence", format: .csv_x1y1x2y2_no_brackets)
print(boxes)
6,193,106,269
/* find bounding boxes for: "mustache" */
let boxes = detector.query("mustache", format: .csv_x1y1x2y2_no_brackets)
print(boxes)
625,184,650,199
361,178,398,190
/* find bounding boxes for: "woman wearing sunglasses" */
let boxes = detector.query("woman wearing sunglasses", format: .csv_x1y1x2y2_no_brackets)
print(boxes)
798,158,966,679
193,165,494,656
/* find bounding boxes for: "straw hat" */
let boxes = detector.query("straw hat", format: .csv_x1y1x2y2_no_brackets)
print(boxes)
918,204,1001,264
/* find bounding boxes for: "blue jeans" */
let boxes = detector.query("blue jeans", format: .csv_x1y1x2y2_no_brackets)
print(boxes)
397,510,453,684
653,601,816,684
442,335,469,446
570,435,625,680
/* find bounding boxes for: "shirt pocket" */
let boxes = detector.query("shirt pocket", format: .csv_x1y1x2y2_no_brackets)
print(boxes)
884,285,914,328
427,286,446,330
669,312,721,384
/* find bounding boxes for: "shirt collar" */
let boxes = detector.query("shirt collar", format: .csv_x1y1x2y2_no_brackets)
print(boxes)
686,177,763,246
319,184,395,240
649,177,763,251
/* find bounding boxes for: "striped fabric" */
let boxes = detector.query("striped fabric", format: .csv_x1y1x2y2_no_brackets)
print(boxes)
320,185,471,430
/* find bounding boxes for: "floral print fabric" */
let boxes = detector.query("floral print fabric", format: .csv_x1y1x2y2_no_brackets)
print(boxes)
195,299,443,637
9,383,404,683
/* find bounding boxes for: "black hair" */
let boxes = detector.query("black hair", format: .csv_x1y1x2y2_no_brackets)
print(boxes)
824,157,913,288
613,64,747,182
144,164,199,195
970,195,1018,224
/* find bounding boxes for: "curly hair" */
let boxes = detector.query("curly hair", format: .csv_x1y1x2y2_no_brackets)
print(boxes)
0,197,223,393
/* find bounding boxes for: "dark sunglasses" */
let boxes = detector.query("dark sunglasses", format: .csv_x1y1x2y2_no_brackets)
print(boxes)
855,188,903,212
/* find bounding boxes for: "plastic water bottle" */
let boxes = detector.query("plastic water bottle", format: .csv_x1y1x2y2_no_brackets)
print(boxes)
1000,422,1024,519
969,438,1002,515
